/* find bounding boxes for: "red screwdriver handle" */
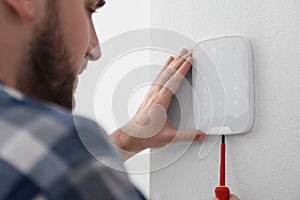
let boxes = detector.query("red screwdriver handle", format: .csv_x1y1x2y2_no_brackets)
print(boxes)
215,136,230,200
215,186,230,200
220,143,226,185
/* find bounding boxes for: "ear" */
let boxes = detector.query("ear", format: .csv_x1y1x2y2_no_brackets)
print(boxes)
5,0,34,19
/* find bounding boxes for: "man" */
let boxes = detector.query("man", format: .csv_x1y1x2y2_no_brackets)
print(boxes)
0,0,238,199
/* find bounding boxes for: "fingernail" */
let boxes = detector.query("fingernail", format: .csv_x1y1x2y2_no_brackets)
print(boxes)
180,48,188,54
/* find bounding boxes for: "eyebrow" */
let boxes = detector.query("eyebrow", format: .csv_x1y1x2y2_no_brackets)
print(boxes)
94,0,106,9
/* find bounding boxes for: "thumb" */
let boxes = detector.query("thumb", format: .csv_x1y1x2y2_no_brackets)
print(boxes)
171,129,207,143
212,198,219,200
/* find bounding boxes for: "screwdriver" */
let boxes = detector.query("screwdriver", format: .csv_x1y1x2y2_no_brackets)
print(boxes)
215,135,230,200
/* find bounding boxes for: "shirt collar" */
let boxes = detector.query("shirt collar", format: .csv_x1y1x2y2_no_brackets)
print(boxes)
0,81,24,101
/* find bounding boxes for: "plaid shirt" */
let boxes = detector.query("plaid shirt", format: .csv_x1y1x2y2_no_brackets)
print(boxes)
0,82,145,200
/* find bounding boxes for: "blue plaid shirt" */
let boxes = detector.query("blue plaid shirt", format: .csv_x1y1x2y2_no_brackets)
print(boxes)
0,82,145,200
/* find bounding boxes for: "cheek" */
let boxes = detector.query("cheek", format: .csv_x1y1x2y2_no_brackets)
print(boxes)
58,1,90,66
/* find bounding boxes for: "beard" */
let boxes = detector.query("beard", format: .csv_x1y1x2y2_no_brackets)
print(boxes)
16,0,78,110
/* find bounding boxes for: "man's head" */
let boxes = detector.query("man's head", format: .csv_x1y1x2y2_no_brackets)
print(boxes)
0,0,105,109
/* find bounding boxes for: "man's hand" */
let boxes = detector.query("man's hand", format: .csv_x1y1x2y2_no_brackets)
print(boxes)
212,194,240,200
111,48,207,160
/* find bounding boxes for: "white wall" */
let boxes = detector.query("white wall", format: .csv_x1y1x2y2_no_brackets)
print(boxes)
74,0,151,197
150,0,300,200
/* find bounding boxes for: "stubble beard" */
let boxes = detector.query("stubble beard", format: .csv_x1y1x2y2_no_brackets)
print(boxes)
17,1,78,110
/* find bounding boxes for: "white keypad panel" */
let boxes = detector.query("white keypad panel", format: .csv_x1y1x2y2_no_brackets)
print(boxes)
192,36,254,135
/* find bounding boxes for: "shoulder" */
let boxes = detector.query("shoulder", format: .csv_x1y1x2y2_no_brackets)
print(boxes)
0,85,146,199
0,85,124,169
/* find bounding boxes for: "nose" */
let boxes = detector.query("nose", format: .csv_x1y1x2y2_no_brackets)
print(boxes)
87,23,101,61
87,45,101,61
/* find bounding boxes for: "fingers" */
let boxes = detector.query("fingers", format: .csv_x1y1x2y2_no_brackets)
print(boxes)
154,48,192,88
212,194,239,200
168,48,188,69
154,64,176,91
174,48,188,61
170,49,193,70
161,55,193,98
156,56,175,79
230,194,240,200
146,48,194,110
152,56,175,91
171,129,207,143
178,56,193,77
164,56,176,68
